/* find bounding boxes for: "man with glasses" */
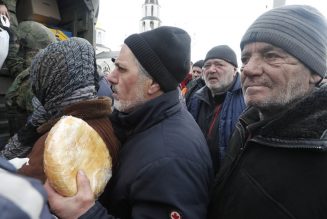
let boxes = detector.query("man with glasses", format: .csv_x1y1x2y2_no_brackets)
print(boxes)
188,45,245,174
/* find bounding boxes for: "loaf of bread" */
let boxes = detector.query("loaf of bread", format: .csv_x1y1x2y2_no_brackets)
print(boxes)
44,116,112,198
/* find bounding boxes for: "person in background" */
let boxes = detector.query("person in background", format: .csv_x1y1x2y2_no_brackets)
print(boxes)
5,21,57,137
97,65,113,100
180,61,193,96
191,59,204,80
185,59,205,107
0,1,9,18
0,13,9,69
208,5,327,218
0,0,19,78
45,26,213,219
188,45,245,174
0,18,54,219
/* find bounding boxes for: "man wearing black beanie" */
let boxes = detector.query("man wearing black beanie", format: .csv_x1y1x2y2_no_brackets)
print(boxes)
209,5,327,219
188,45,245,174
184,59,206,107
45,26,213,219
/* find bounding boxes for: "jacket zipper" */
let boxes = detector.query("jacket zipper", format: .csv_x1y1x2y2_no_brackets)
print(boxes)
249,137,327,151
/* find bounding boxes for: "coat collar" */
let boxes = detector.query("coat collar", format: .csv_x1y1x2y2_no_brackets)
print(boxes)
110,89,181,142
194,72,243,104
36,97,112,134
242,85,327,139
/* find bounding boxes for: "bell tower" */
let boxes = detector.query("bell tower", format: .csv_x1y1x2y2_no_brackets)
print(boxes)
140,0,161,32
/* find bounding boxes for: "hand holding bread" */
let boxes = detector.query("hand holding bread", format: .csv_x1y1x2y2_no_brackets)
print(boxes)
44,116,112,198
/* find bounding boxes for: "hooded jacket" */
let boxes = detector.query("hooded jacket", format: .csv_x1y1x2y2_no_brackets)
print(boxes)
208,85,327,219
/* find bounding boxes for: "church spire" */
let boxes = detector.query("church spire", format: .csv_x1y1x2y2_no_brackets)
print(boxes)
140,0,161,32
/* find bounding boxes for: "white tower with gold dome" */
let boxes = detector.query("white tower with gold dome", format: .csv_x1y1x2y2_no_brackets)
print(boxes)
140,0,161,32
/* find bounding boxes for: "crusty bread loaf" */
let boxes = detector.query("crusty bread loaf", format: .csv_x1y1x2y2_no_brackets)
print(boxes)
44,116,112,198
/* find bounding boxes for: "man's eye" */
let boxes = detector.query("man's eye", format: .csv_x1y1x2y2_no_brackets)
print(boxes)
214,62,223,67
264,52,279,60
203,64,210,69
241,56,249,65
115,65,125,71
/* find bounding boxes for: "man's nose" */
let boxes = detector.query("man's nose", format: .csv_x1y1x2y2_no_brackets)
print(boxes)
107,69,118,84
204,64,217,74
242,56,263,77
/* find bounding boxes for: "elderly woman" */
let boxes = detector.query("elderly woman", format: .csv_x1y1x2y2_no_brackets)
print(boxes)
9,37,119,182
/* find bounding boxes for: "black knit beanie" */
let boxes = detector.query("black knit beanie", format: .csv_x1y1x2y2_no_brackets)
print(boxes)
204,45,238,67
124,26,191,92
193,60,204,68
240,5,327,78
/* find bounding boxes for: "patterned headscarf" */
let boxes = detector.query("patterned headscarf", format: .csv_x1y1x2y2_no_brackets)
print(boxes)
29,37,99,126
1,37,100,159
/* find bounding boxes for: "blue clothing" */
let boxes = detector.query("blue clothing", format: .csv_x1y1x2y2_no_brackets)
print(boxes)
188,73,245,173
97,77,113,99
0,157,53,219
82,89,213,219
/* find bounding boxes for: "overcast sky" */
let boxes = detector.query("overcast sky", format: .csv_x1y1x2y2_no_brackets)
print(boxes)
97,0,327,63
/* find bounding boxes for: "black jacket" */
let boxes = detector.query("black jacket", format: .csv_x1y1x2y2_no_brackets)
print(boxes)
208,85,327,219
82,89,213,219
185,78,205,108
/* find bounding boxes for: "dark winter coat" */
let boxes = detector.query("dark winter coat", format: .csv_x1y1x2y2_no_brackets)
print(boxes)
188,73,245,173
82,89,213,219
208,85,327,219
185,77,205,108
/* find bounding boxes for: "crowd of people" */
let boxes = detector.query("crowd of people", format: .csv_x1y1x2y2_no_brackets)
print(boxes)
0,2,327,219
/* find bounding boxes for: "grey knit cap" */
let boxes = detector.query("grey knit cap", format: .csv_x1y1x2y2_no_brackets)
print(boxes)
240,5,327,78
204,45,238,67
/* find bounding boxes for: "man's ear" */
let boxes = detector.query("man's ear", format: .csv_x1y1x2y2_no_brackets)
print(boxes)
233,67,238,77
148,80,161,95
310,73,323,85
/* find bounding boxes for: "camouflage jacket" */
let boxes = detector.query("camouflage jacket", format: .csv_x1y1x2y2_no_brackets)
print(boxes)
5,67,33,113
